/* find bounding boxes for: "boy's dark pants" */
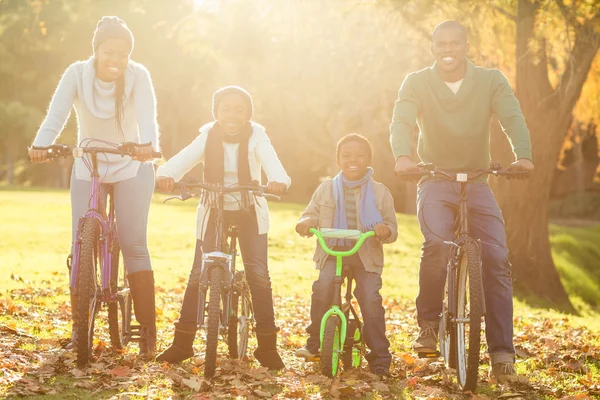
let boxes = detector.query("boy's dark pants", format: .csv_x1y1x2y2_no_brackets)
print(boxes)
178,207,277,333
306,253,391,369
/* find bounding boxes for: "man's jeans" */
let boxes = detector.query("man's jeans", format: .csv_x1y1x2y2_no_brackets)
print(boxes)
306,253,392,369
416,180,515,363
177,207,277,333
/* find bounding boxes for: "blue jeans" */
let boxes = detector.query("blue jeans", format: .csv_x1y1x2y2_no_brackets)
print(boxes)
306,254,391,369
416,180,514,363
70,163,155,274
177,207,277,333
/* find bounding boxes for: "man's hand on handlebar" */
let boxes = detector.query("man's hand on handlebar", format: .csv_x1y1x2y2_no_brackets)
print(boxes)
157,176,175,193
267,181,287,196
508,159,534,179
394,156,419,175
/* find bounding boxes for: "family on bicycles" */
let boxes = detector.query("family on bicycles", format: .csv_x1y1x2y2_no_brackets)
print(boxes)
28,16,534,387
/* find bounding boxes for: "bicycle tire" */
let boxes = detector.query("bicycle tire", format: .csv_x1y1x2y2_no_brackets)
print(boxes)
321,316,342,377
453,240,484,391
342,319,362,370
204,267,224,378
75,218,101,367
108,240,132,349
228,272,252,360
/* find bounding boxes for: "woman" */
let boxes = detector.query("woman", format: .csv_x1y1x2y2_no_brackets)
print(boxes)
29,16,159,359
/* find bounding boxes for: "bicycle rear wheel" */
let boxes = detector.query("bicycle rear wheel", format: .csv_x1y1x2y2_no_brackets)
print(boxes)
228,271,252,360
453,240,484,391
75,218,101,367
204,267,224,378
321,316,342,377
108,240,132,349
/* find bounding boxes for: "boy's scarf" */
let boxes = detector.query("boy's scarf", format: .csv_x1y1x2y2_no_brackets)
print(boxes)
331,167,383,246
203,122,253,209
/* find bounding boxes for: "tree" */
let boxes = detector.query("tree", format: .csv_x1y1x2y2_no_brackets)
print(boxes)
388,0,599,311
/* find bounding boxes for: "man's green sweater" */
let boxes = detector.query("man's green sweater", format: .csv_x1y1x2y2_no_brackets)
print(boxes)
390,60,532,170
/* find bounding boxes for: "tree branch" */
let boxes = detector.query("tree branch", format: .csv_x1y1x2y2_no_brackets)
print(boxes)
554,0,582,29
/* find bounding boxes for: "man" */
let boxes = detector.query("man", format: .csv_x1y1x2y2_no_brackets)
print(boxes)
390,20,534,382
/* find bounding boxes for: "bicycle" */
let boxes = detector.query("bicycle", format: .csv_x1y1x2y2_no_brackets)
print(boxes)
163,181,280,378
305,228,375,378
30,142,161,367
399,163,528,391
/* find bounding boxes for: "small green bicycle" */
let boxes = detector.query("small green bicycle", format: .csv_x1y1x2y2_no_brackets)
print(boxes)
308,227,375,378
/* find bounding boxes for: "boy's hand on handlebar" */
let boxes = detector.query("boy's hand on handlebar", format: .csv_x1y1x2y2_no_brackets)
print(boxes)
28,148,49,163
508,159,534,179
296,218,317,237
267,181,287,196
394,156,419,175
157,176,175,192
373,223,391,240
132,144,155,161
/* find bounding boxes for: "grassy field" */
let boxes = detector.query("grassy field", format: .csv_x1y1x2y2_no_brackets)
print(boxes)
1,188,600,399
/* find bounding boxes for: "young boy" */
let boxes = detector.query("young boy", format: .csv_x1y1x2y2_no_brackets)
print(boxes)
295,133,398,377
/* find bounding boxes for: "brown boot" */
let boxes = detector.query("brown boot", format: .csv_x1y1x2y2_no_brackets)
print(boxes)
128,270,157,360
254,328,285,370
156,322,197,363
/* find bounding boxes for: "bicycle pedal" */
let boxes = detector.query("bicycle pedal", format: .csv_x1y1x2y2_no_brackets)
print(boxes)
417,351,440,359
128,324,142,342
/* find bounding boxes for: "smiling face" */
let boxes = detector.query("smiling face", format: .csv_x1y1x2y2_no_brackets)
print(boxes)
216,93,250,134
95,38,131,82
337,140,371,181
431,25,470,81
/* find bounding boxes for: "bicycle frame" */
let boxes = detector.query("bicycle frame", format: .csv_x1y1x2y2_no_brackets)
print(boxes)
446,178,486,317
69,153,119,302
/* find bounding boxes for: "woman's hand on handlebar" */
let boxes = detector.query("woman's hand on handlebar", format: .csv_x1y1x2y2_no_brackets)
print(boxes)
267,181,287,196
28,147,49,163
157,176,175,192
132,144,155,161
508,159,534,179
394,156,419,175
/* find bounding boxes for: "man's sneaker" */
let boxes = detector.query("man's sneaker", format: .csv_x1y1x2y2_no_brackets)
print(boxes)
412,320,439,354
490,362,528,384
370,365,391,377
295,346,320,362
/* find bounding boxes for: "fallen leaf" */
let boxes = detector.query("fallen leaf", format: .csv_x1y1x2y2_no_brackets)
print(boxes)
373,381,389,392
108,366,132,377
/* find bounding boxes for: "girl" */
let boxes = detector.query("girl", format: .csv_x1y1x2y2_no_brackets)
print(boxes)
29,16,159,359
156,86,289,370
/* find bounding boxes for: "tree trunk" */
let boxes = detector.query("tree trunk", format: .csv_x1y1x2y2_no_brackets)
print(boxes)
492,0,599,312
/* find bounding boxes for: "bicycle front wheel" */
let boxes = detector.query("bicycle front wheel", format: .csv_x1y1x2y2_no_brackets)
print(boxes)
204,267,224,378
321,316,342,377
453,239,484,391
108,240,132,349
228,271,252,360
75,218,101,367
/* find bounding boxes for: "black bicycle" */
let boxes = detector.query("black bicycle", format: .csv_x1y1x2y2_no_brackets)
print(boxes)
399,163,528,391
164,181,280,378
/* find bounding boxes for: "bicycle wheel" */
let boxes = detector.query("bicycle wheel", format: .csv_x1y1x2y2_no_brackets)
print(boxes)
205,267,224,378
452,240,484,391
440,260,455,369
75,218,101,367
321,316,342,377
228,271,252,360
342,319,362,370
108,240,132,349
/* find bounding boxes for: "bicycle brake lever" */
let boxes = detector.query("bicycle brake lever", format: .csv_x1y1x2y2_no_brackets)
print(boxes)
163,196,183,203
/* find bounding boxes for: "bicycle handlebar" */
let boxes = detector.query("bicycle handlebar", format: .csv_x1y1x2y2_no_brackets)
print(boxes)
309,228,375,257
30,143,162,160
163,181,281,203
398,164,530,182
